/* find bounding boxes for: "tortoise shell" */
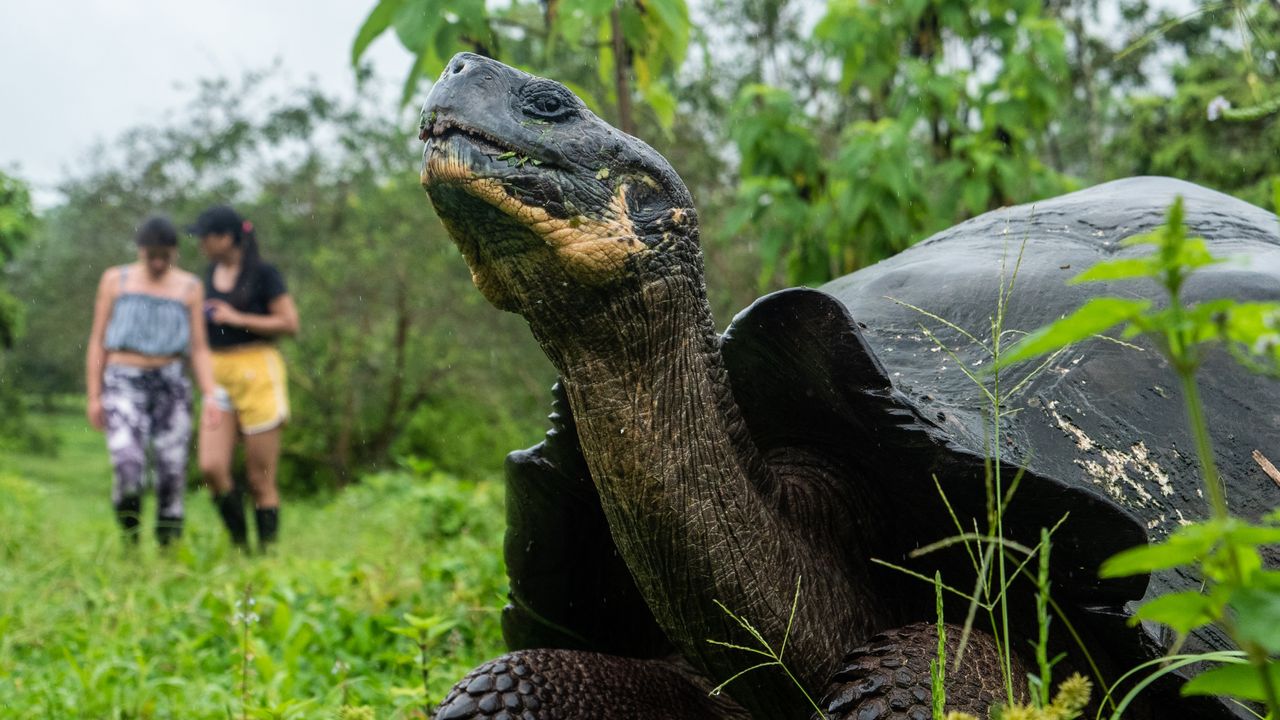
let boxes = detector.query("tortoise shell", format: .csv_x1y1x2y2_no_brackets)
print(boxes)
722,176,1279,713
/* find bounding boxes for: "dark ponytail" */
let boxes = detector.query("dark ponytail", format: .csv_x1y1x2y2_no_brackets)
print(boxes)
235,219,262,279
231,218,263,307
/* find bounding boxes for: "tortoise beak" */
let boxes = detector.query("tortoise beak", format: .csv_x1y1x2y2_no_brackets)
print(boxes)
420,53,510,140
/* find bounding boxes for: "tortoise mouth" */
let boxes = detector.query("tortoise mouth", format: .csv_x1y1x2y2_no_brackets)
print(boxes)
421,116,551,187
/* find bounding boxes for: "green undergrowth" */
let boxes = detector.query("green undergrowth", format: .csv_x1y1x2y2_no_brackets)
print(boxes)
0,403,508,719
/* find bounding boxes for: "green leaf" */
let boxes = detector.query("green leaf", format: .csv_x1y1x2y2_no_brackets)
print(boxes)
390,2,449,107
1069,257,1159,284
641,0,690,66
1131,590,1221,633
1245,569,1280,590
1182,661,1280,702
1225,522,1280,548
995,297,1152,369
1231,587,1280,654
352,0,406,66
1177,299,1239,344
392,2,442,51
1173,238,1223,270
642,81,677,131
1221,302,1280,360
386,626,421,640
1100,522,1227,577
617,2,647,54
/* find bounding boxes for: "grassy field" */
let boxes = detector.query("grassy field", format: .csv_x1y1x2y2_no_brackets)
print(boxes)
0,403,509,719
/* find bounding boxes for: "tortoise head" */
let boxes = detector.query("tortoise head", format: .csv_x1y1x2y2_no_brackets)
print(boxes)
420,53,699,316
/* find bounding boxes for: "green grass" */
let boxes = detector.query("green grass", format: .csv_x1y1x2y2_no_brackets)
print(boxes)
0,402,508,719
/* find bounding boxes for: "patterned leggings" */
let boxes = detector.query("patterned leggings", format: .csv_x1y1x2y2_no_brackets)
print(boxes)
102,362,193,522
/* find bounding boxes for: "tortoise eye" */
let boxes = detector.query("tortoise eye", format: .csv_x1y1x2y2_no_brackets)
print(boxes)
521,81,577,121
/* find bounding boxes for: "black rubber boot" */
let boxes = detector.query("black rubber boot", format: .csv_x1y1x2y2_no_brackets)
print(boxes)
254,506,279,552
214,490,249,548
115,495,143,544
156,515,184,546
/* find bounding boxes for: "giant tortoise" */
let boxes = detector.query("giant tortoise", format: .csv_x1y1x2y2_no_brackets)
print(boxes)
417,52,1280,719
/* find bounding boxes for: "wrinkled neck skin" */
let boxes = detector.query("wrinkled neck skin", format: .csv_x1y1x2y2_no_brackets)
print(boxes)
521,243,885,718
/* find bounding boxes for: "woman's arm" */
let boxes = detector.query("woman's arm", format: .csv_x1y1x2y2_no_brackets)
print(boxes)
85,268,117,430
206,293,300,338
187,281,222,430
187,282,219,397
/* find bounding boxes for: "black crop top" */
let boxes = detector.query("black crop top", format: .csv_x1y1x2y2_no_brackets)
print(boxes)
204,262,287,349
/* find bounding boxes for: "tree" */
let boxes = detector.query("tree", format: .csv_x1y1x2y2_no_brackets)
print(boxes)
8,73,552,489
723,0,1074,286
0,171,34,349
0,171,44,450
1098,1,1280,208
352,0,691,134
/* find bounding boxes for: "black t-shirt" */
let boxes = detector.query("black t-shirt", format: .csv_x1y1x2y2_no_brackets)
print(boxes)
204,262,287,349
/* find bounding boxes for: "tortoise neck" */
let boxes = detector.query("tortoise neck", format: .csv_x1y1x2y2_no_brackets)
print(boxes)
532,271,766,497
526,272,870,717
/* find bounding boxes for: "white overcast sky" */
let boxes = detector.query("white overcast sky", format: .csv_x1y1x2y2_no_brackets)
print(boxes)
0,1,415,206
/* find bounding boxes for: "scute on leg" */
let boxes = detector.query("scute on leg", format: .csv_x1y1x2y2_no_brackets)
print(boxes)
818,622,1024,720
434,649,748,720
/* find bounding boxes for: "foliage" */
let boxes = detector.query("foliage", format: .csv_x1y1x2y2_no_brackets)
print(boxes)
998,197,1280,713
0,170,35,349
722,0,1276,291
353,0,690,132
723,0,1073,286
6,73,552,491
0,401,507,718
0,171,50,454
667,0,1280,293
1099,1,1280,208
387,611,459,710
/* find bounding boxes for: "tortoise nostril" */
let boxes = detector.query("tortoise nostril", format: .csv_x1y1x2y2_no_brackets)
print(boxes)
452,60,466,74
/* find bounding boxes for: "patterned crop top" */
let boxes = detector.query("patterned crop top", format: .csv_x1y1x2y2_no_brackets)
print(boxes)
103,266,192,357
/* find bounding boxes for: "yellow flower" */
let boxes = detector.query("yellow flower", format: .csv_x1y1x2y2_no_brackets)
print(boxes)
998,706,1040,720
1051,673,1093,714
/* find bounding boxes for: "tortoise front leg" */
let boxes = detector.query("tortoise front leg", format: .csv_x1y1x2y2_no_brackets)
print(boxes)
436,626,1016,720
501,381,668,657
434,649,749,720
818,623,1024,720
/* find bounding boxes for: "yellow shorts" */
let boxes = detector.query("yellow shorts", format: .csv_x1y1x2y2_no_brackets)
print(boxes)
211,345,290,435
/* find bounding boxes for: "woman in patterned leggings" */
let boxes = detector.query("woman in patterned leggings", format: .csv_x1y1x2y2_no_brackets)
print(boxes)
85,216,221,545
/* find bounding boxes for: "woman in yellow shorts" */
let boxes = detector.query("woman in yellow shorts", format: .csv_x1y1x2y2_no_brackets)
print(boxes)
189,205,299,551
